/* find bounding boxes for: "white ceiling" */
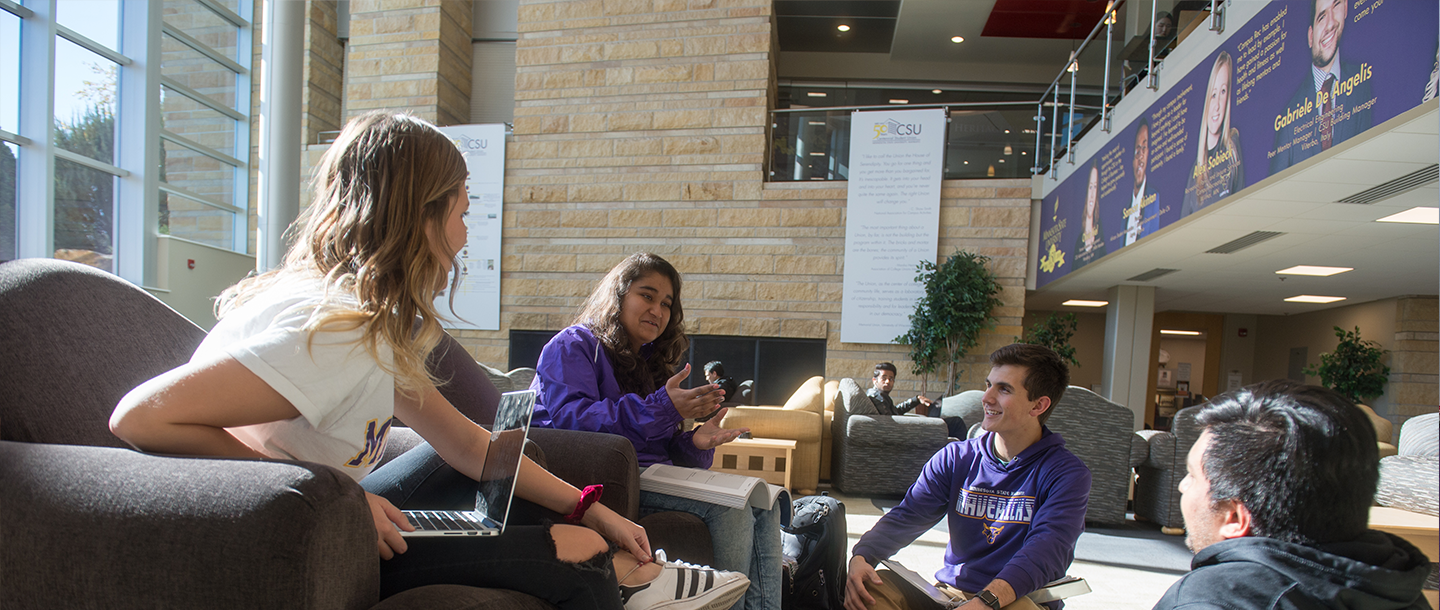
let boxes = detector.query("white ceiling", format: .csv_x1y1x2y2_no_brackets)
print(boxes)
1026,105,1440,316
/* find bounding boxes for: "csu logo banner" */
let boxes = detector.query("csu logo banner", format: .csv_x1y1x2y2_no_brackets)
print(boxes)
872,118,924,144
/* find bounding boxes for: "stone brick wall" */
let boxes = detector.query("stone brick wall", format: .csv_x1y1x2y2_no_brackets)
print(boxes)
420,0,1032,401
303,1,344,145
346,0,472,126
1390,296,1438,431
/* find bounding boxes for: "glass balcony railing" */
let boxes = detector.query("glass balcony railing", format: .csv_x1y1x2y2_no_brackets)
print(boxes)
766,1,1226,182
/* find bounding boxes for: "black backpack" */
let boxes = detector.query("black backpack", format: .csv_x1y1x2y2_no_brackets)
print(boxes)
781,494,847,610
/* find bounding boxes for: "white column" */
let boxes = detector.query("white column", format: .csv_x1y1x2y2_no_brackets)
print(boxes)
256,0,304,271
16,0,56,260
114,0,162,285
1102,284,1154,430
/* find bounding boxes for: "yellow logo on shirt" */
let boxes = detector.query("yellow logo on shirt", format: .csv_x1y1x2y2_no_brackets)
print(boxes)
346,418,393,468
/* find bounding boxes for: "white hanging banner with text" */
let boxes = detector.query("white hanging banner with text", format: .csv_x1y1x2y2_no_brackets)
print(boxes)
436,124,506,331
840,108,946,344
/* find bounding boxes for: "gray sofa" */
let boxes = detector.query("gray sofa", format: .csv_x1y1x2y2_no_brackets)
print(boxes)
830,378,952,496
0,258,704,609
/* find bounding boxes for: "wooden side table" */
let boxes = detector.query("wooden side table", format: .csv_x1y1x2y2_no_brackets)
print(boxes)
1369,506,1438,559
712,437,797,490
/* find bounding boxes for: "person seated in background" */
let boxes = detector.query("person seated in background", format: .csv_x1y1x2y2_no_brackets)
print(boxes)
846,345,1091,610
868,362,933,416
869,362,966,438
1152,380,1432,610
704,361,740,406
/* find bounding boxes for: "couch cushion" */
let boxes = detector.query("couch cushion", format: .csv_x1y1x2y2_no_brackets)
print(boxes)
824,380,840,413
782,376,825,413
1398,413,1439,457
1356,404,1394,445
1376,455,1439,517
840,378,878,416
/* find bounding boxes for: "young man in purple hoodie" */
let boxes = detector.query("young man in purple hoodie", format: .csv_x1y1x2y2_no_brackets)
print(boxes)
845,344,1091,610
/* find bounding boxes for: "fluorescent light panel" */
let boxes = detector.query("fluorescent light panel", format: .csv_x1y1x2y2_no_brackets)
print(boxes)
889,99,908,104
1376,207,1439,224
1285,295,1347,304
1062,299,1108,307
1275,265,1352,276
1160,330,1201,336
807,92,827,97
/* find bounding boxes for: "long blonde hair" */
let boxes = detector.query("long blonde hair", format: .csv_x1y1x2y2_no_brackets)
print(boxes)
218,112,468,395
1194,52,1237,171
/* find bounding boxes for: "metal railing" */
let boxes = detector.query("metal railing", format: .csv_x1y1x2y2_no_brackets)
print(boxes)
767,1,1229,183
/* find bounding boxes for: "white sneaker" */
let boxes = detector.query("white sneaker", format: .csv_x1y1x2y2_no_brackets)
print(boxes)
620,550,750,610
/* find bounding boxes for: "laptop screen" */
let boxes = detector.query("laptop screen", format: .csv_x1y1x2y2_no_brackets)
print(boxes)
473,389,535,533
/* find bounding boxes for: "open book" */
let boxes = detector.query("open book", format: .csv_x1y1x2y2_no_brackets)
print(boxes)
880,559,1090,607
640,464,787,511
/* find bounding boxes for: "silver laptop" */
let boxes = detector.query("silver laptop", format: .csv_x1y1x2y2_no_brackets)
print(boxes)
401,389,535,537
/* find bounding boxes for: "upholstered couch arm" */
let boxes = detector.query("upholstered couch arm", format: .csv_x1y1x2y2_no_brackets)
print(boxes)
529,428,640,520
719,407,822,443
1129,432,1151,468
1137,429,1176,469
0,440,378,610
845,413,949,448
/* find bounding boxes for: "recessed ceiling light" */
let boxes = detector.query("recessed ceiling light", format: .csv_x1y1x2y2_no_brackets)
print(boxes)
837,24,850,32
1376,207,1439,224
932,89,942,94
1161,330,1201,336
1285,295,1347,304
807,92,827,98
1275,265,1353,277
889,99,908,104
807,121,825,126
1003,145,1013,155
1062,299,1108,307
951,36,964,43
998,159,1005,163
963,160,969,164
1021,151,1027,155
1004,130,1010,133
808,152,825,156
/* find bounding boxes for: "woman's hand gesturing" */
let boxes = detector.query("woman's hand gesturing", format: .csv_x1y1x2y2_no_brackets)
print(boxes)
664,364,724,420
692,408,747,450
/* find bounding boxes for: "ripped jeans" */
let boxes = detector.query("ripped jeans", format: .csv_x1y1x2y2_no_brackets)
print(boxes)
362,442,623,610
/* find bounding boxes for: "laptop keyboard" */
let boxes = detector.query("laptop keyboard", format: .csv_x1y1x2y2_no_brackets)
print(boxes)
405,510,490,532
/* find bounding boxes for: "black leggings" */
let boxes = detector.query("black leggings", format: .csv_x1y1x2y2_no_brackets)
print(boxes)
362,442,623,610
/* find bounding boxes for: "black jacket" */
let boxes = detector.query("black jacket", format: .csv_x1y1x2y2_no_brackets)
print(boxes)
1154,531,1433,610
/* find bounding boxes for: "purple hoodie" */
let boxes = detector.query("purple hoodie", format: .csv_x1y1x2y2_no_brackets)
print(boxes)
529,325,711,468
851,429,1091,598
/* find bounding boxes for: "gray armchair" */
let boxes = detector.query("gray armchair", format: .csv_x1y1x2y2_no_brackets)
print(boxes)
830,378,951,496
0,258,655,610
1045,386,1149,526
1133,405,1205,532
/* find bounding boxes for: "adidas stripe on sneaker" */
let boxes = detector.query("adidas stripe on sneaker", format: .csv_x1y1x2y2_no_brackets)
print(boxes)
620,550,749,610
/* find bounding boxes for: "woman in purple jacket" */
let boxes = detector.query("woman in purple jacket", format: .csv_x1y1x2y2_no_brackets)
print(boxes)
531,252,783,610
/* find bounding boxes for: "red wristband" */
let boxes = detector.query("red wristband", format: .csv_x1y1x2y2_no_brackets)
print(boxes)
565,484,604,524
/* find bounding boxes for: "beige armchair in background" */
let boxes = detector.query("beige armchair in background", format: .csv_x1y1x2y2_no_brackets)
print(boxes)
719,376,827,495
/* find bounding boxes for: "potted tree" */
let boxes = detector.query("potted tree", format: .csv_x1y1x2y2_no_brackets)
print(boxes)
1303,326,1390,403
895,250,1003,397
1022,312,1081,367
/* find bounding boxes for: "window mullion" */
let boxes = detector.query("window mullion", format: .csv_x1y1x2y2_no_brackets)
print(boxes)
114,0,162,284
162,23,247,76
55,22,131,66
53,147,129,177
16,0,56,260
159,181,245,216
0,0,33,19
161,77,246,121
161,130,244,168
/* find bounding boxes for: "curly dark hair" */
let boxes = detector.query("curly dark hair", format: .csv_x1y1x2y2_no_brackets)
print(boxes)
574,252,688,396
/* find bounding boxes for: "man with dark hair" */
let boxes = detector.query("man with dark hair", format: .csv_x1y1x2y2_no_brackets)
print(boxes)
1270,0,1374,173
703,361,739,405
845,344,1091,610
1125,118,1158,246
1154,380,1432,609
869,362,934,416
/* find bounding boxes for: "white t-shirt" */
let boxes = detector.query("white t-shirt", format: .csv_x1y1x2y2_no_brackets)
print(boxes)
194,278,395,482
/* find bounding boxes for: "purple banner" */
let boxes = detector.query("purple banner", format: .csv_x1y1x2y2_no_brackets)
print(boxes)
1038,0,1439,287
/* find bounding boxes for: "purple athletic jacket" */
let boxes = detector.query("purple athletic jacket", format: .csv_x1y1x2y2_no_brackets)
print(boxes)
851,429,1090,598
529,325,711,468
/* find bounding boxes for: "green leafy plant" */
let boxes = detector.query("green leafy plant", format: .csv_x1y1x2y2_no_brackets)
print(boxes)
1022,312,1080,367
895,250,1003,396
1303,326,1390,403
